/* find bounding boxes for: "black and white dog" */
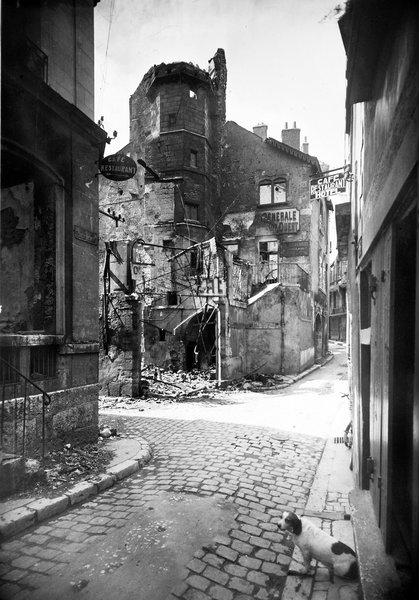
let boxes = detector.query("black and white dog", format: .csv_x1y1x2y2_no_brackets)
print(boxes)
278,510,358,582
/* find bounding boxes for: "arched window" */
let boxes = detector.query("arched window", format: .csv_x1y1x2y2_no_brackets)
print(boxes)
259,178,287,205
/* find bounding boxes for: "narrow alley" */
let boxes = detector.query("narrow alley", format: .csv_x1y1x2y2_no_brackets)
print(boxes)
0,343,357,600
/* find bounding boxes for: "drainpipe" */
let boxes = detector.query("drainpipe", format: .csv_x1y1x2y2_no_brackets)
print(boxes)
280,288,285,375
216,307,222,385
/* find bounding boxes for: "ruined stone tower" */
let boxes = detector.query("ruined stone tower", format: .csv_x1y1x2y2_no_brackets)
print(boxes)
129,48,227,235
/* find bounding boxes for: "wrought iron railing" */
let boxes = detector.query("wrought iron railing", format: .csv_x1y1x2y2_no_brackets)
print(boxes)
0,357,51,458
251,261,311,292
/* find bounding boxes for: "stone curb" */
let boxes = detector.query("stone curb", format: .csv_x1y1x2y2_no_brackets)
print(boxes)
0,441,152,542
291,352,334,383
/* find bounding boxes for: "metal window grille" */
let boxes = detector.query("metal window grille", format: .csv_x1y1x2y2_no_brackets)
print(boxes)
30,346,57,380
0,348,20,384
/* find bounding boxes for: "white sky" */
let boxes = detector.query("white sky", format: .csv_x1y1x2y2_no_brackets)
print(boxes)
94,0,348,169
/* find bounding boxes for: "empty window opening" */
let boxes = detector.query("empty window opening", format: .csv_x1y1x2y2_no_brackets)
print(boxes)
190,150,198,168
168,113,177,127
189,249,203,274
167,291,178,306
259,240,278,262
185,203,198,221
163,239,174,250
189,89,197,100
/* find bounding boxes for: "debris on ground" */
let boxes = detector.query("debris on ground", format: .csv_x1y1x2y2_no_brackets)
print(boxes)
99,364,294,409
141,365,218,399
5,440,115,501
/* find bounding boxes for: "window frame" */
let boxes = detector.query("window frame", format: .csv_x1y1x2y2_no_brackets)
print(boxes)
258,177,288,206
190,149,198,168
184,202,198,221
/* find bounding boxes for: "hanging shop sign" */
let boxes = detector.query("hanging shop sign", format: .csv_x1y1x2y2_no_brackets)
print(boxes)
99,153,137,181
309,172,346,200
257,208,300,233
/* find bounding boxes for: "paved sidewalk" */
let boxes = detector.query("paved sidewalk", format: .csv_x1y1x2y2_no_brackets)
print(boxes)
282,431,360,600
0,437,152,542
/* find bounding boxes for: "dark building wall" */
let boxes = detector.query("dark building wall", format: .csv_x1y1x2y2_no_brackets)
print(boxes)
329,202,350,342
340,0,419,590
1,0,106,452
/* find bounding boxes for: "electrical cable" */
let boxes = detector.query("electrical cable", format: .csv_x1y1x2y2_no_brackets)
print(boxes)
97,0,115,119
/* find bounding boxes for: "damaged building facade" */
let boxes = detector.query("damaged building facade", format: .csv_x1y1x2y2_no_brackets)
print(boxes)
0,0,107,459
99,51,331,393
220,122,331,376
99,50,229,395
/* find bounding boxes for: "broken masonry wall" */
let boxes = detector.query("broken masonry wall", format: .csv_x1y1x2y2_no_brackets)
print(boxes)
283,286,314,374
98,174,179,395
222,301,249,380
245,286,314,376
143,324,186,373
247,287,284,376
220,252,252,381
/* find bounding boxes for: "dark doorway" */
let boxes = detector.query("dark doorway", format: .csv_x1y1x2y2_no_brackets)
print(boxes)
390,205,416,589
314,314,322,360
359,266,372,490
184,307,216,372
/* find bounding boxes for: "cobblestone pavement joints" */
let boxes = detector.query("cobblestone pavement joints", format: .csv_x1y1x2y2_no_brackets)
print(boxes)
0,416,325,600
0,440,152,542
281,439,360,600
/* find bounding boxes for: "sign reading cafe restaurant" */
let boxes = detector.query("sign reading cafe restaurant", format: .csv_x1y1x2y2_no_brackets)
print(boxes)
100,153,137,182
309,172,346,200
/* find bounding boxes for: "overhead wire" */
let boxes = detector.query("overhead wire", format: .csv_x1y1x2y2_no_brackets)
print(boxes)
97,0,115,121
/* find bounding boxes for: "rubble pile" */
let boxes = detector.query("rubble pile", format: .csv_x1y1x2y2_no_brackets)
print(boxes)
99,365,293,409
141,366,218,399
42,443,114,491
5,441,115,501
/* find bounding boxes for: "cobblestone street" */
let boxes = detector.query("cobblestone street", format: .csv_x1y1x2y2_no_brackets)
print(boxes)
1,417,325,600
0,345,352,600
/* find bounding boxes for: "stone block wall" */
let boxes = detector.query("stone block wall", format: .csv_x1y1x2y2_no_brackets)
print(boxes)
1,384,99,457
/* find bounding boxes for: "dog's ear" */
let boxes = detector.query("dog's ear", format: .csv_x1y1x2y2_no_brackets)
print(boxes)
287,512,302,535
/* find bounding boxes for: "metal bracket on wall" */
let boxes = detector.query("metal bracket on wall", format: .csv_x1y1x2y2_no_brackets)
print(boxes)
99,208,125,227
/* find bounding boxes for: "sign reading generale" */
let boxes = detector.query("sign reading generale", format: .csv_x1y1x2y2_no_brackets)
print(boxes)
100,153,137,181
258,208,300,233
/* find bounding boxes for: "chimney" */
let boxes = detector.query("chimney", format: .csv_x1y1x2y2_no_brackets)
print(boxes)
253,123,268,141
281,121,301,150
302,136,309,154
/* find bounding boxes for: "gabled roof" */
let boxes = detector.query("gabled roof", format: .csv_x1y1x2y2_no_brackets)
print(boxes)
265,136,322,173
225,121,323,175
